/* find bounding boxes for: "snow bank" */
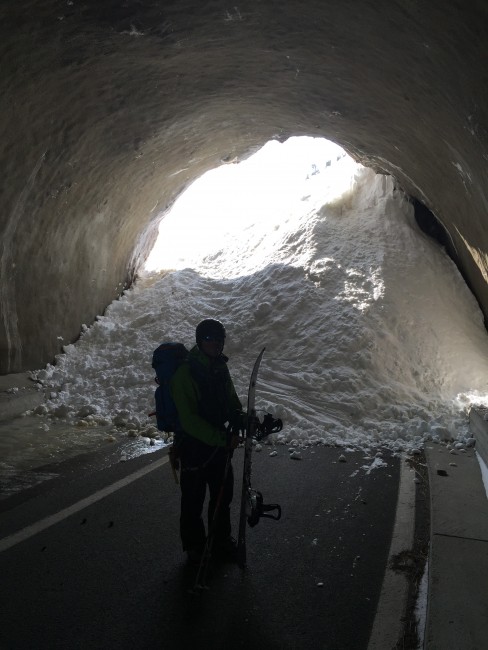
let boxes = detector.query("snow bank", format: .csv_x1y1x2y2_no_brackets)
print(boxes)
28,139,488,460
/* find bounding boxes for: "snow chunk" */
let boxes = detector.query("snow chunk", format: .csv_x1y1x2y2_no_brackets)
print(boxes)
361,457,388,474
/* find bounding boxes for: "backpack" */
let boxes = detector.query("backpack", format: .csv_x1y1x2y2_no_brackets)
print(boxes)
151,342,189,432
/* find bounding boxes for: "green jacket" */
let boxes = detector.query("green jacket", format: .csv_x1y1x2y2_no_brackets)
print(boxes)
170,345,243,447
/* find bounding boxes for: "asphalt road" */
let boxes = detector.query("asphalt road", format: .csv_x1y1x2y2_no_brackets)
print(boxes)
0,444,400,650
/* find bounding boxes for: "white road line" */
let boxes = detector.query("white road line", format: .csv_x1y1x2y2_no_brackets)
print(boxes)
367,456,416,650
0,455,170,554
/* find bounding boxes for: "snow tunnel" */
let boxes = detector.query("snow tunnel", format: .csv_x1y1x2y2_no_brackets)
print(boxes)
1,0,488,375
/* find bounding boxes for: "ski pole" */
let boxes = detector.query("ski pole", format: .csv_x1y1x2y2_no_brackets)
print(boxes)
192,448,233,592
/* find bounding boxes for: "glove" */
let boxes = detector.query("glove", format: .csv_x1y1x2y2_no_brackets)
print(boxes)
228,410,246,436
229,433,241,450
224,431,241,453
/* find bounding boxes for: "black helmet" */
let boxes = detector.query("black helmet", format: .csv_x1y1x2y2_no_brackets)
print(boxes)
196,319,226,347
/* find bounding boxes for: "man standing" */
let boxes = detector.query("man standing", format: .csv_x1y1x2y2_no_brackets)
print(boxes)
171,318,243,564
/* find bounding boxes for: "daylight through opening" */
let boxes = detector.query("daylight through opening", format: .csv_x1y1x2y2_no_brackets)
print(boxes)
144,137,360,277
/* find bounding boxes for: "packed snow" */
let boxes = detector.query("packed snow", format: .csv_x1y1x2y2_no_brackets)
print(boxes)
18,137,488,467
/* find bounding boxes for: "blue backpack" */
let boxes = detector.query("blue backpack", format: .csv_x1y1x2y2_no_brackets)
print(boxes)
151,342,189,432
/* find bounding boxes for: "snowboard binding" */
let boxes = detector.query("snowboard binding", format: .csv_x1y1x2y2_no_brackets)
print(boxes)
255,412,283,441
247,489,282,527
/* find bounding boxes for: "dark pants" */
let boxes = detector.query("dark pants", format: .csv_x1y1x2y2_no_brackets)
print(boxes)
179,437,234,552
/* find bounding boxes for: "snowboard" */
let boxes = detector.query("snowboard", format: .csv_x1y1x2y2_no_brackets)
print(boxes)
237,347,266,568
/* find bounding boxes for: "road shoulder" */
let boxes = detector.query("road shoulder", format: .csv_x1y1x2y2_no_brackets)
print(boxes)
425,444,488,650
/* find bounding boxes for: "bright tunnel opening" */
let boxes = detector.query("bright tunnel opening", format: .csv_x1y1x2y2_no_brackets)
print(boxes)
144,137,360,276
